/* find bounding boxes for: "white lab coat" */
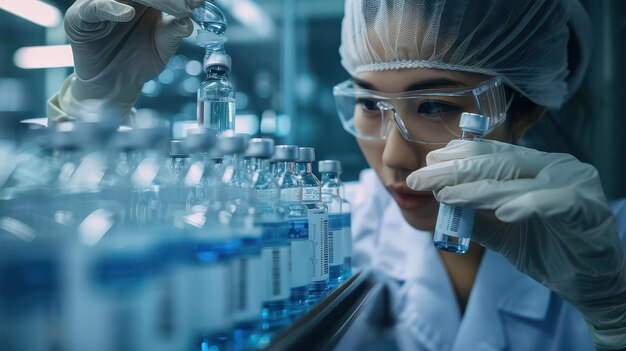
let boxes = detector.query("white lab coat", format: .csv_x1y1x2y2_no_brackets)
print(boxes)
343,168,626,351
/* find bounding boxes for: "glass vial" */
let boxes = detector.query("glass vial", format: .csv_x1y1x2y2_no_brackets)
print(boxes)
433,113,491,254
197,36,235,133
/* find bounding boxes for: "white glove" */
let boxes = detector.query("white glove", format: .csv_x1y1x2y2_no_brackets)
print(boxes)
406,139,626,350
50,0,200,122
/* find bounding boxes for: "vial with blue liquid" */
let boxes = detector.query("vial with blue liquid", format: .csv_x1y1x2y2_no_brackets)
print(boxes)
433,112,491,254
274,145,310,317
217,132,266,350
296,147,330,304
318,160,353,282
244,139,292,332
182,127,238,351
317,160,345,289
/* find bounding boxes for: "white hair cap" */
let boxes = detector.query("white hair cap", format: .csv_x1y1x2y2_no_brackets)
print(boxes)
339,0,591,109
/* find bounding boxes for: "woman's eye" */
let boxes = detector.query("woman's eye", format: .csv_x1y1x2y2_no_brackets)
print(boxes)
355,98,379,112
418,101,460,116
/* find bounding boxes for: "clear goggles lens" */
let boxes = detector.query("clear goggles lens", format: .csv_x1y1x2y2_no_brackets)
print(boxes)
332,77,509,144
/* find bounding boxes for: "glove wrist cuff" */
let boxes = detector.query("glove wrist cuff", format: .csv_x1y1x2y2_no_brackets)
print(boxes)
58,73,140,121
588,323,626,351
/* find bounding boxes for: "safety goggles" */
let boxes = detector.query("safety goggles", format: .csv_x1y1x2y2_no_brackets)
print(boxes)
332,76,510,144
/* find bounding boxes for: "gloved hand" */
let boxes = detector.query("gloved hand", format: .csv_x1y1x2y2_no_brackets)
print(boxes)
52,0,200,122
406,139,626,350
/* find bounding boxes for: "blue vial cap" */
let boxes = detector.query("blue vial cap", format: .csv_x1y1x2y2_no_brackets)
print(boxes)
459,112,491,135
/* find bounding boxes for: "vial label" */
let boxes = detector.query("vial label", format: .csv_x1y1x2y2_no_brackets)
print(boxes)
328,213,343,266
233,255,264,322
435,203,474,238
342,212,353,258
71,251,151,350
308,212,329,281
302,186,321,202
148,265,193,351
280,188,300,203
187,263,232,332
261,222,289,247
262,246,290,301
289,218,310,288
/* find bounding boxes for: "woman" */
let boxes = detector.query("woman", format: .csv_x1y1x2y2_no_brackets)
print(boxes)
49,0,625,349
338,1,626,350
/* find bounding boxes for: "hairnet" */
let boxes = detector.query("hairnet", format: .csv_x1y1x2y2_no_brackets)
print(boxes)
339,0,591,109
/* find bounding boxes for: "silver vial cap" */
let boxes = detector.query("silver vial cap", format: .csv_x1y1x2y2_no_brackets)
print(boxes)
273,145,299,162
204,52,231,73
459,112,491,135
298,147,315,163
169,140,188,157
217,131,249,155
318,160,342,174
184,127,217,152
245,138,274,158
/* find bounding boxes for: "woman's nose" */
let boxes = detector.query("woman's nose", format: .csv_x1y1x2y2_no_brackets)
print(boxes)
381,122,424,172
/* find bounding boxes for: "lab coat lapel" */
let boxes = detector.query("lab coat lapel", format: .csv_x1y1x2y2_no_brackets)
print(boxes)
378,202,462,351
452,250,552,351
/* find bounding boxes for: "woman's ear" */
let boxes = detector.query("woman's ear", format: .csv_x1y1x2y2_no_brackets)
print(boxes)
511,105,546,141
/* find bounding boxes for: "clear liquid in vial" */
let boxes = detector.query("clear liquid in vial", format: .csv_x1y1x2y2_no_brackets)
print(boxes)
197,98,235,132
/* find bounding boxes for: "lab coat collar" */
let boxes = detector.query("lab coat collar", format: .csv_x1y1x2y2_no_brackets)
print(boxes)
452,249,553,350
378,201,552,351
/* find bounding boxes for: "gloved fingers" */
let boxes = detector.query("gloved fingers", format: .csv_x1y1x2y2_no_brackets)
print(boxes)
154,16,194,63
494,187,582,222
425,139,538,166
78,0,136,23
496,187,614,224
432,178,543,210
407,150,564,192
131,0,202,18
434,177,604,224
470,209,516,255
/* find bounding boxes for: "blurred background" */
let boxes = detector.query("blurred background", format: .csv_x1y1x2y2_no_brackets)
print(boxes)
0,0,625,198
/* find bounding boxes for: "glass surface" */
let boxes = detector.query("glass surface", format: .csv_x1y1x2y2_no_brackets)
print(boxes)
191,1,228,34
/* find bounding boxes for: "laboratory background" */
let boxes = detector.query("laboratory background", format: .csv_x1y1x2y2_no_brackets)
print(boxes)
1,1,626,351
0,0,625,193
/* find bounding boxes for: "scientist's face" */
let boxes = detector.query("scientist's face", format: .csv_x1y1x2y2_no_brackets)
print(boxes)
355,69,530,231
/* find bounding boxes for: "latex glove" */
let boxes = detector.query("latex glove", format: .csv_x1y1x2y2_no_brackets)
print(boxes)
56,0,200,121
406,139,626,350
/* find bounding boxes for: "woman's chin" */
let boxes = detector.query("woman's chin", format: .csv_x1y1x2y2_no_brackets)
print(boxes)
398,205,438,232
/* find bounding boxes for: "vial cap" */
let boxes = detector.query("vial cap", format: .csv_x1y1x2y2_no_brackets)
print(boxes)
245,138,274,158
318,160,342,174
273,145,299,161
169,140,188,157
184,127,217,153
298,147,315,162
459,112,491,135
217,131,249,155
204,52,231,73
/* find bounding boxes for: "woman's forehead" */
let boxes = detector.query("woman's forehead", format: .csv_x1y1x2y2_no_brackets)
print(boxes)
355,69,489,93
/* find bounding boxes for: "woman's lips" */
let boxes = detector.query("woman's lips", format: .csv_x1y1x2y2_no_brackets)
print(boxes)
387,183,435,211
